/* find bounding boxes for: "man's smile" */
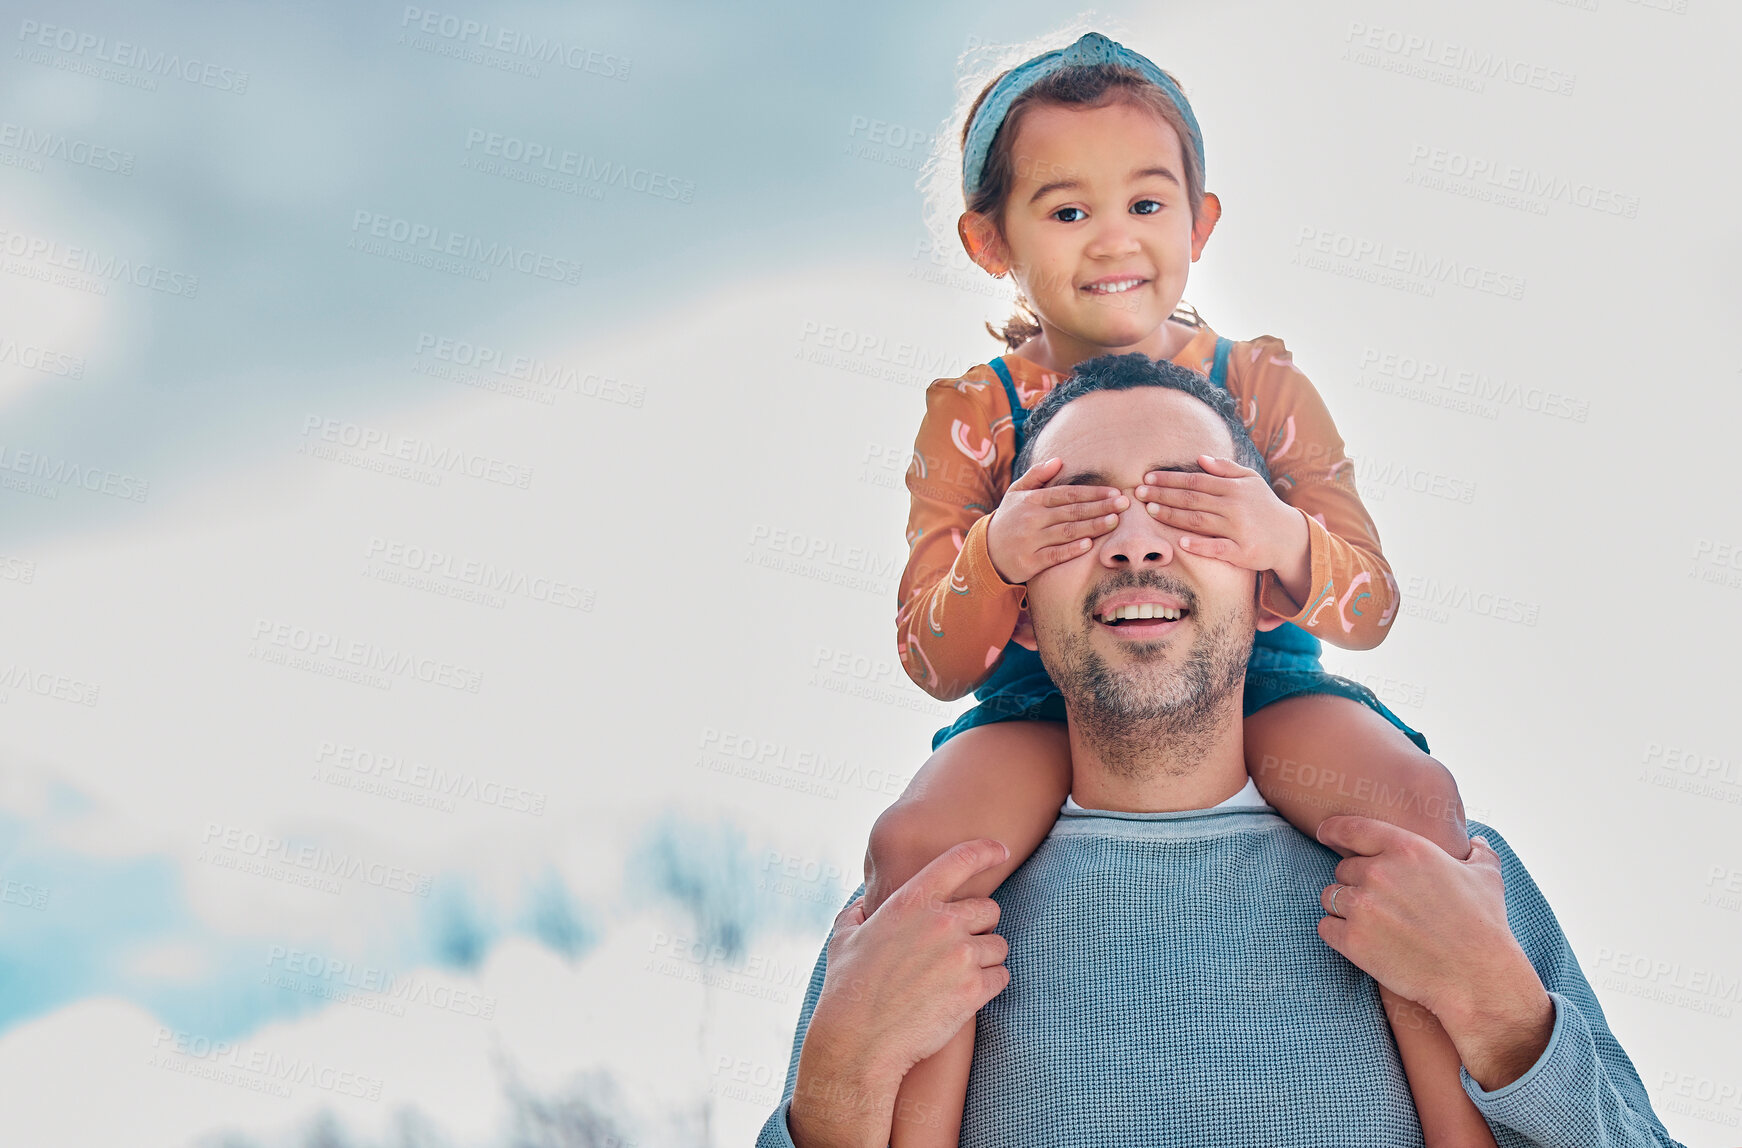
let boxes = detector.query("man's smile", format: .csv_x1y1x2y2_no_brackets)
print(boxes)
1091,588,1191,639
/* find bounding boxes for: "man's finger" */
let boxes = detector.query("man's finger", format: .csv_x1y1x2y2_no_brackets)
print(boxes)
966,931,1009,969
1316,814,1415,859
1316,914,1353,957
1321,881,1364,918
1463,836,1505,880
901,838,1012,912
934,893,1002,935
834,896,866,928
1332,855,1377,888
976,963,1012,1007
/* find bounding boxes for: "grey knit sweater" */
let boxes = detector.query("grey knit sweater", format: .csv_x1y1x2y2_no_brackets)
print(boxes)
756,804,1683,1147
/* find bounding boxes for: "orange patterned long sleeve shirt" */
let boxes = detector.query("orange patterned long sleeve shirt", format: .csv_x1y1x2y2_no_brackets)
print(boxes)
896,323,1401,701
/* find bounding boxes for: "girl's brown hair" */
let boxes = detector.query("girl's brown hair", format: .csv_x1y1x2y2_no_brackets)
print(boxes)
959,62,1207,351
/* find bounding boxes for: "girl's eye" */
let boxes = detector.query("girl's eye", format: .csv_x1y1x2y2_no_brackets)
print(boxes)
1131,199,1163,216
1052,206,1087,223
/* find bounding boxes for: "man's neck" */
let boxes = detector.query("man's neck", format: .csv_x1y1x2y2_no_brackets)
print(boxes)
1064,697,1249,813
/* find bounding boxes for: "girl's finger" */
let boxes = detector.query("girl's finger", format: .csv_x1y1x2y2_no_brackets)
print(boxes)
1175,535,1242,563
1041,514,1118,546
1145,502,1230,535
1198,454,1259,479
1140,484,1222,512
1043,493,1126,521
1138,470,1236,499
1036,484,1124,510
1006,455,1063,491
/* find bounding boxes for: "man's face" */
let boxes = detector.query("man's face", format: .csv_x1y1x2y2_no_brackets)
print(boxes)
1022,388,1260,747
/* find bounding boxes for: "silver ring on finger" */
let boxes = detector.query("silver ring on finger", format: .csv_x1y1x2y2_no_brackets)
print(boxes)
1329,884,1349,919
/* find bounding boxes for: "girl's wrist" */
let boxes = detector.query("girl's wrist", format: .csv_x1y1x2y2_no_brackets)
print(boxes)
1266,506,1313,603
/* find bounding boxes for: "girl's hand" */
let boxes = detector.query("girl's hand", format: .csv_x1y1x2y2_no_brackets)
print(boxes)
1136,455,1309,576
985,456,1127,585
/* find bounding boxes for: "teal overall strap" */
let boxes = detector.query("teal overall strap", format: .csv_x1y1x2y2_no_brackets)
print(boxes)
988,356,1028,453
1208,336,1233,391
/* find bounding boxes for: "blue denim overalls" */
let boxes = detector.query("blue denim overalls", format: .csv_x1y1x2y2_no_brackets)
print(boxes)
929,339,1431,756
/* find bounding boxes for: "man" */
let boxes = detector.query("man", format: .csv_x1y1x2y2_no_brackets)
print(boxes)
757,355,1682,1147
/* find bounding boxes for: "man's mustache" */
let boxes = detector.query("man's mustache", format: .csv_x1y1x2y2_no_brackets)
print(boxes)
1080,571,1199,620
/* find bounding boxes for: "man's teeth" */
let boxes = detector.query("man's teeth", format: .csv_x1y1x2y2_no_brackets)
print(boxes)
1085,278,1143,295
1099,604,1183,623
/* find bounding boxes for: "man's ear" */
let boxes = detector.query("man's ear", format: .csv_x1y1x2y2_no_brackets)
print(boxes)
1253,576,1286,631
1190,192,1221,262
1011,598,1039,651
958,211,1012,278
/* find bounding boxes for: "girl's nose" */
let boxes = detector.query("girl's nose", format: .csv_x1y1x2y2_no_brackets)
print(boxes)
1083,215,1141,258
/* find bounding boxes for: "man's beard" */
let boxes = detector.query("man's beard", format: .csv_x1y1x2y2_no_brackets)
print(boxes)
1038,576,1253,780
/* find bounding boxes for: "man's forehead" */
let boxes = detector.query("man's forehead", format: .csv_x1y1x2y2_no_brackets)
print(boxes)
1031,389,1232,485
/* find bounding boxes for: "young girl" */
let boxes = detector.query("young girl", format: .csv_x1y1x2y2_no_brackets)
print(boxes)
865,31,1497,1148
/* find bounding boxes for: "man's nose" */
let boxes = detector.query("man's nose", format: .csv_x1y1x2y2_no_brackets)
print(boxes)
1099,494,1179,568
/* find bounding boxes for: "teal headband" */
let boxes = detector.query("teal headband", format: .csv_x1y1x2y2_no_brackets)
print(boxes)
961,32,1205,199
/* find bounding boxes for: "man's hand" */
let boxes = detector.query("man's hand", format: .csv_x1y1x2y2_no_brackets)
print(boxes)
788,839,1013,1148
1315,816,1555,1092
1136,455,1311,599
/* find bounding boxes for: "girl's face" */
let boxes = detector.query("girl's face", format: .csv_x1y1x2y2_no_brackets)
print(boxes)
973,100,1215,357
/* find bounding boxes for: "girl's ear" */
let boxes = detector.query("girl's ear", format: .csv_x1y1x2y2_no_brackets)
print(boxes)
958,211,1012,277
1190,192,1222,262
